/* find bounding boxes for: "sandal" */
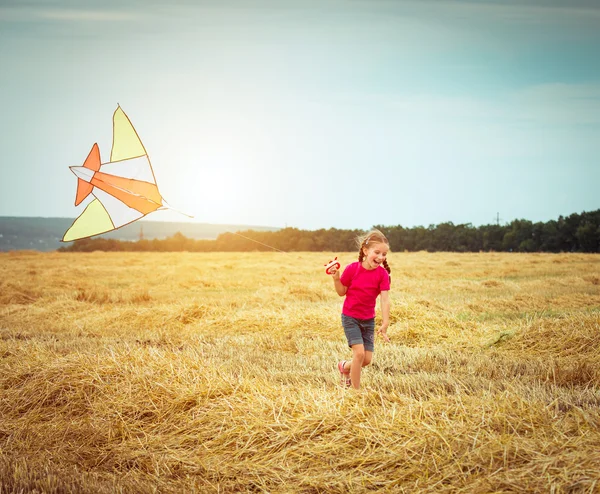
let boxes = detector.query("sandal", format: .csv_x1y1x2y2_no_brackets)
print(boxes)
338,360,351,387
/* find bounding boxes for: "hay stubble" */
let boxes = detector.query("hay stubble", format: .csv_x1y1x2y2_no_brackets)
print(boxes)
1,251,599,492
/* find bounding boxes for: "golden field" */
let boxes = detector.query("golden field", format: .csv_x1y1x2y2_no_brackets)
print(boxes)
1,250,599,493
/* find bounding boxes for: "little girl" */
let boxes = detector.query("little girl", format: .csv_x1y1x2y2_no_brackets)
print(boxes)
330,229,391,389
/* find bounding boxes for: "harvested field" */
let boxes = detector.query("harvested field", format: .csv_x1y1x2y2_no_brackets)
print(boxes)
1,251,599,493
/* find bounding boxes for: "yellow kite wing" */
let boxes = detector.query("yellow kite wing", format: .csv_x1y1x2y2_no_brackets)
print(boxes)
62,199,115,242
110,106,148,163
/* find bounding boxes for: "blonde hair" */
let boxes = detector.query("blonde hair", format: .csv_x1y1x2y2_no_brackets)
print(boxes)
357,229,391,277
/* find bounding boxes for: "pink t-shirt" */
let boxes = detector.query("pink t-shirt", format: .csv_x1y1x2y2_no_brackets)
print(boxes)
340,261,390,319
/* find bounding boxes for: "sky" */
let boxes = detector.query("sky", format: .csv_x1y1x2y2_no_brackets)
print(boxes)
1,0,599,231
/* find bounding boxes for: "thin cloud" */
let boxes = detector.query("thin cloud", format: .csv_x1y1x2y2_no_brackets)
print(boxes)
39,9,134,22
513,83,600,126
351,0,600,23
328,80,600,130
0,6,135,23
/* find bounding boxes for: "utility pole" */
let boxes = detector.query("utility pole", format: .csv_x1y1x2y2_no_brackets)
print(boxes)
138,224,144,241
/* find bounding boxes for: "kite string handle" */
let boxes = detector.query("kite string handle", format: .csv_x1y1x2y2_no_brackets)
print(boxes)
324,256,340,275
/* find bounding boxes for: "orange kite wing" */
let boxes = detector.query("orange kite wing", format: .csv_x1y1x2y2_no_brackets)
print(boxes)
75,144,101,206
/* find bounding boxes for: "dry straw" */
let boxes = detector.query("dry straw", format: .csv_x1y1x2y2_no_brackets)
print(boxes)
1,251,599,493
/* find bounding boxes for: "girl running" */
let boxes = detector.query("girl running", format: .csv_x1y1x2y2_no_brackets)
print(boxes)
329,230,391,389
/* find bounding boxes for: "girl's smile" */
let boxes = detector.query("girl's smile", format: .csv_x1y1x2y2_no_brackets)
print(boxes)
362,242,389,270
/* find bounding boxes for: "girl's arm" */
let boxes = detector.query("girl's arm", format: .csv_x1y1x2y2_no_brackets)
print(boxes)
377,290,390,342
331,267,347,296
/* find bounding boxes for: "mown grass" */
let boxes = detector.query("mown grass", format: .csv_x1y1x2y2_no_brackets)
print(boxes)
0,251,599,493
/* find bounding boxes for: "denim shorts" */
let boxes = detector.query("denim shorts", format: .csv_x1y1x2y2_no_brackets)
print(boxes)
341,314,375,352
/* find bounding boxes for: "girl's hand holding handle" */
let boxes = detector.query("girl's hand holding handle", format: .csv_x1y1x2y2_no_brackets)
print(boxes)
325,257,341,275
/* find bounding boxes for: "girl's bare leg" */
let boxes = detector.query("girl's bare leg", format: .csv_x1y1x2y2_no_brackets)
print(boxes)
349,344,365,389
344,350,373,371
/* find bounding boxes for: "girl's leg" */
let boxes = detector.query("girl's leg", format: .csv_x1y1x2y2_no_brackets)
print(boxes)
349,344,365,389
342,349,372,371
344,350,372,371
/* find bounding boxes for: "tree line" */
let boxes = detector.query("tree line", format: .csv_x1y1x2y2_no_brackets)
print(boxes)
59,210,600,253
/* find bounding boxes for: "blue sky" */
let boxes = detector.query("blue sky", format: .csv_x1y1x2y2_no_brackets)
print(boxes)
1,0,599,230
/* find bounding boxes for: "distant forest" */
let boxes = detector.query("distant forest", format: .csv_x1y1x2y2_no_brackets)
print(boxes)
59,210,600,253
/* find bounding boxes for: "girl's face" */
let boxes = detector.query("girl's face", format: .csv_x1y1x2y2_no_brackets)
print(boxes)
362,242,389,270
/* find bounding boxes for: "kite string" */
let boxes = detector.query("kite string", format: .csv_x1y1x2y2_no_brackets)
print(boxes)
229,231,288,254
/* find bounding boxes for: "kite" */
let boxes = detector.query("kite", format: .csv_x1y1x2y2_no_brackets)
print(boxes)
62,106,188,242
